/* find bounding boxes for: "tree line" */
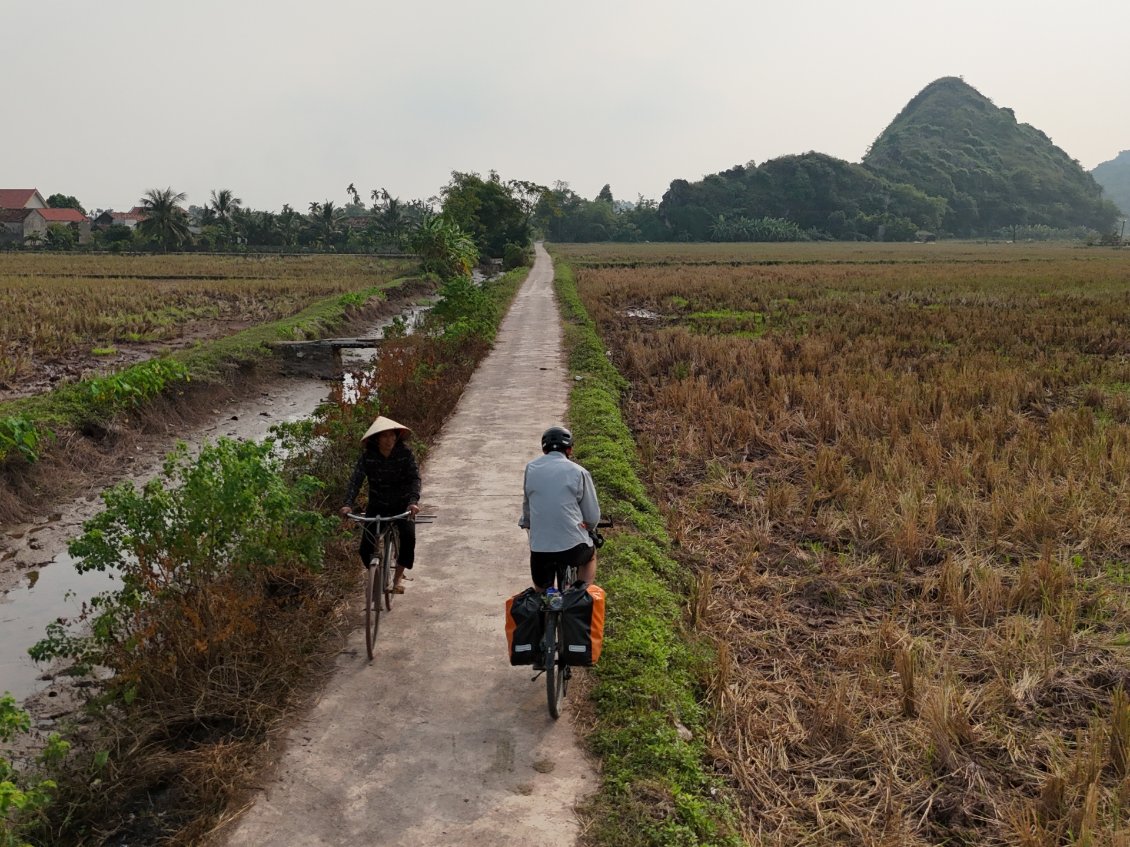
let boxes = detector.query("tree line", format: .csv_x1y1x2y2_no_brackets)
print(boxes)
21,172,543,268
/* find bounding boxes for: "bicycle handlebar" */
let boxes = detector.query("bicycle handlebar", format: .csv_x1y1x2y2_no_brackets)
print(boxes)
345,512,437,523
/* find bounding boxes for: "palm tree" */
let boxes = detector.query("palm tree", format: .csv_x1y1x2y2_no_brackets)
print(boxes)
209,188,242,220
307,200,342,248
136,187,190,252
278,204,301,248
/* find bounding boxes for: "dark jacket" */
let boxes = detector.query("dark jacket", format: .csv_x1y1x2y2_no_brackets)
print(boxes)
344,440,421,514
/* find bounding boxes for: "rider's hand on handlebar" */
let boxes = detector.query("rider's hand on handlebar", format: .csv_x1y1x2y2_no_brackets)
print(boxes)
339,506,352,518
408,504,420,516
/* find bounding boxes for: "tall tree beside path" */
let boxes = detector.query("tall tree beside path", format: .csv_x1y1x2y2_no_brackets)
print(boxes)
440,170,533,258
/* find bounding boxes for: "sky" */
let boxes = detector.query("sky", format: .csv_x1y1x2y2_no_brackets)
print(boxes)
5,0,1128,214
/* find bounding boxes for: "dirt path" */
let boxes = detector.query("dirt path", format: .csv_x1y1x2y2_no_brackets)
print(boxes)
217,244,597,846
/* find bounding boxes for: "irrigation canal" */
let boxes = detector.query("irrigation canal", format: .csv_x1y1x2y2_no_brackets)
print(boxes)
0,302,433,705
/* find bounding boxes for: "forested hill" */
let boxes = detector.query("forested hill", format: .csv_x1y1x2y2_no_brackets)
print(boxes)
657,153,946,242
863,76,1119,235
1092,150,1130,219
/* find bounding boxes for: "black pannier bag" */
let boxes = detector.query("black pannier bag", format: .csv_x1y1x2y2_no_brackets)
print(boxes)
506,587,544,666
558,583,606,666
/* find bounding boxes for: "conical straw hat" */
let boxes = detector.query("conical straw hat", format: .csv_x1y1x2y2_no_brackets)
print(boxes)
362,415,411,442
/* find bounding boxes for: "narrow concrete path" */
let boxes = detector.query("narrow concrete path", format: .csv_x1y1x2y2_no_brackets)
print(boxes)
219,244,596,846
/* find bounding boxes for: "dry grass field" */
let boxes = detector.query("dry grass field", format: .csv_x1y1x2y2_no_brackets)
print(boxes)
561,242,1130,845
0,254,414,398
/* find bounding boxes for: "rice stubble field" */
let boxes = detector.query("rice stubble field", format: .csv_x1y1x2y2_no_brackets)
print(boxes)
0,253,415,400
559,241,1130,846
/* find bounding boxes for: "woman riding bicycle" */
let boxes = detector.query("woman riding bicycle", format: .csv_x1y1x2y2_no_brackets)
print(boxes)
340,416,421,593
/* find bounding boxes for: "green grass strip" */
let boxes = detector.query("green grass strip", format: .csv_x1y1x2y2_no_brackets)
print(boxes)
554,258,742,847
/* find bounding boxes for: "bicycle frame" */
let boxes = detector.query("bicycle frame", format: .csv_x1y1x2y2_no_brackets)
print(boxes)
346,511,412,661
534,517,612,717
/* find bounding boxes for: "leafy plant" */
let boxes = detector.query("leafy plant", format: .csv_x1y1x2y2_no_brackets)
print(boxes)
0,416,47,463
423,275,500,348
0,694,69,847
85,358,191,418
30,438,333,708
407,214,478,279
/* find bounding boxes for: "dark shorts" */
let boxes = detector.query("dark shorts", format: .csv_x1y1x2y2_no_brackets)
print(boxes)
530,543,594,589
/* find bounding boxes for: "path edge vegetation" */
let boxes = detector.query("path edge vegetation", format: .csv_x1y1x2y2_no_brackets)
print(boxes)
553,256,742,847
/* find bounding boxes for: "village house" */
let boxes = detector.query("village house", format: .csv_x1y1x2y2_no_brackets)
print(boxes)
0,188,92,244
0,188,48,210
91,207,148,230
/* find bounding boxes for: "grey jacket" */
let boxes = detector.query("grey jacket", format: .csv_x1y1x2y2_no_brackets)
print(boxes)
519,451,601,553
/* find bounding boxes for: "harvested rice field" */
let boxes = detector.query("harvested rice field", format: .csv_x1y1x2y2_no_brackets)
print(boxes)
560,241,1130,846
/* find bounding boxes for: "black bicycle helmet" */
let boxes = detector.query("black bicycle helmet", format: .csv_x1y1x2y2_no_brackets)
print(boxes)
541,425,573,453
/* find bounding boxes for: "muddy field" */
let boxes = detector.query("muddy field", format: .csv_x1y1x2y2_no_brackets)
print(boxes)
0,253,414,398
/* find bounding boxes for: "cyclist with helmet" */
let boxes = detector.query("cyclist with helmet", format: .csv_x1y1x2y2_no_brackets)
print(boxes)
518,425,602,590
340,415,421,593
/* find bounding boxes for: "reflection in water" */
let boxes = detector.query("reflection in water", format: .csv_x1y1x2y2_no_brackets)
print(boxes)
0,553,115,700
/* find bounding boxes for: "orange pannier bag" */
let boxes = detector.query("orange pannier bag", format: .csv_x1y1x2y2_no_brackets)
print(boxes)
558,583,606,666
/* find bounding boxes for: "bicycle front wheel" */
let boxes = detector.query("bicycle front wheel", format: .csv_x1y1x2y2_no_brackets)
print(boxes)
364,561,382,660
382,528,399,611
545,613,566,719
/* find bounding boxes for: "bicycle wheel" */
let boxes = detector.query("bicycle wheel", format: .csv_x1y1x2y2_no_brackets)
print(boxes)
545,613,566,719
364,559,381,661
382,527,399,611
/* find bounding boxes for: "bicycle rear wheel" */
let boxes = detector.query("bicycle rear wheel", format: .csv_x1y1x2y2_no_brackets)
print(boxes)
365,559,382,660
382,527,399,611
545,613,566,719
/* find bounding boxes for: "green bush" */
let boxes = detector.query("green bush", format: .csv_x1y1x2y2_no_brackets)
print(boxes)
424,275,501,348
502,242,531,270
0,695,69,847
30,438,333,708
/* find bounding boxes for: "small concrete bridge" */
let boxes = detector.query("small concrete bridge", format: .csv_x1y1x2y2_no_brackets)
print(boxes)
272,337,383,379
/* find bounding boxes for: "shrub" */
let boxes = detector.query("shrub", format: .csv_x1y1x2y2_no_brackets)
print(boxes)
0,695,69,847
30,438,334,712
502,241,531,270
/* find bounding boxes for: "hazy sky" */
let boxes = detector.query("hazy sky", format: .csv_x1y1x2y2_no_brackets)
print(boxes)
6,1,1127,213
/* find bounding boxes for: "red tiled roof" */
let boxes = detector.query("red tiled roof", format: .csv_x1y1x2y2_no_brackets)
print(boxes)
113,212,146,222
35,208,87,223
0,189,39,209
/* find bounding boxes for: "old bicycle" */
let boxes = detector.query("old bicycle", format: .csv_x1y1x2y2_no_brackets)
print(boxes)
345,511,434,660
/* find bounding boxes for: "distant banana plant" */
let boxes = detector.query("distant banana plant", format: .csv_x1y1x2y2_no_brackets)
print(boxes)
408,214,478,279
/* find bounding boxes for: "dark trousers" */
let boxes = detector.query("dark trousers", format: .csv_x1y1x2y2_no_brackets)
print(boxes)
359,515,416,569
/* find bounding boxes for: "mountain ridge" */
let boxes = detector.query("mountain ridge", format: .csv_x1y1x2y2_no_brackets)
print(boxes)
656,76,1119,240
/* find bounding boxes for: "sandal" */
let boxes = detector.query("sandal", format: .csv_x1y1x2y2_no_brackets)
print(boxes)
392,582,406,594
